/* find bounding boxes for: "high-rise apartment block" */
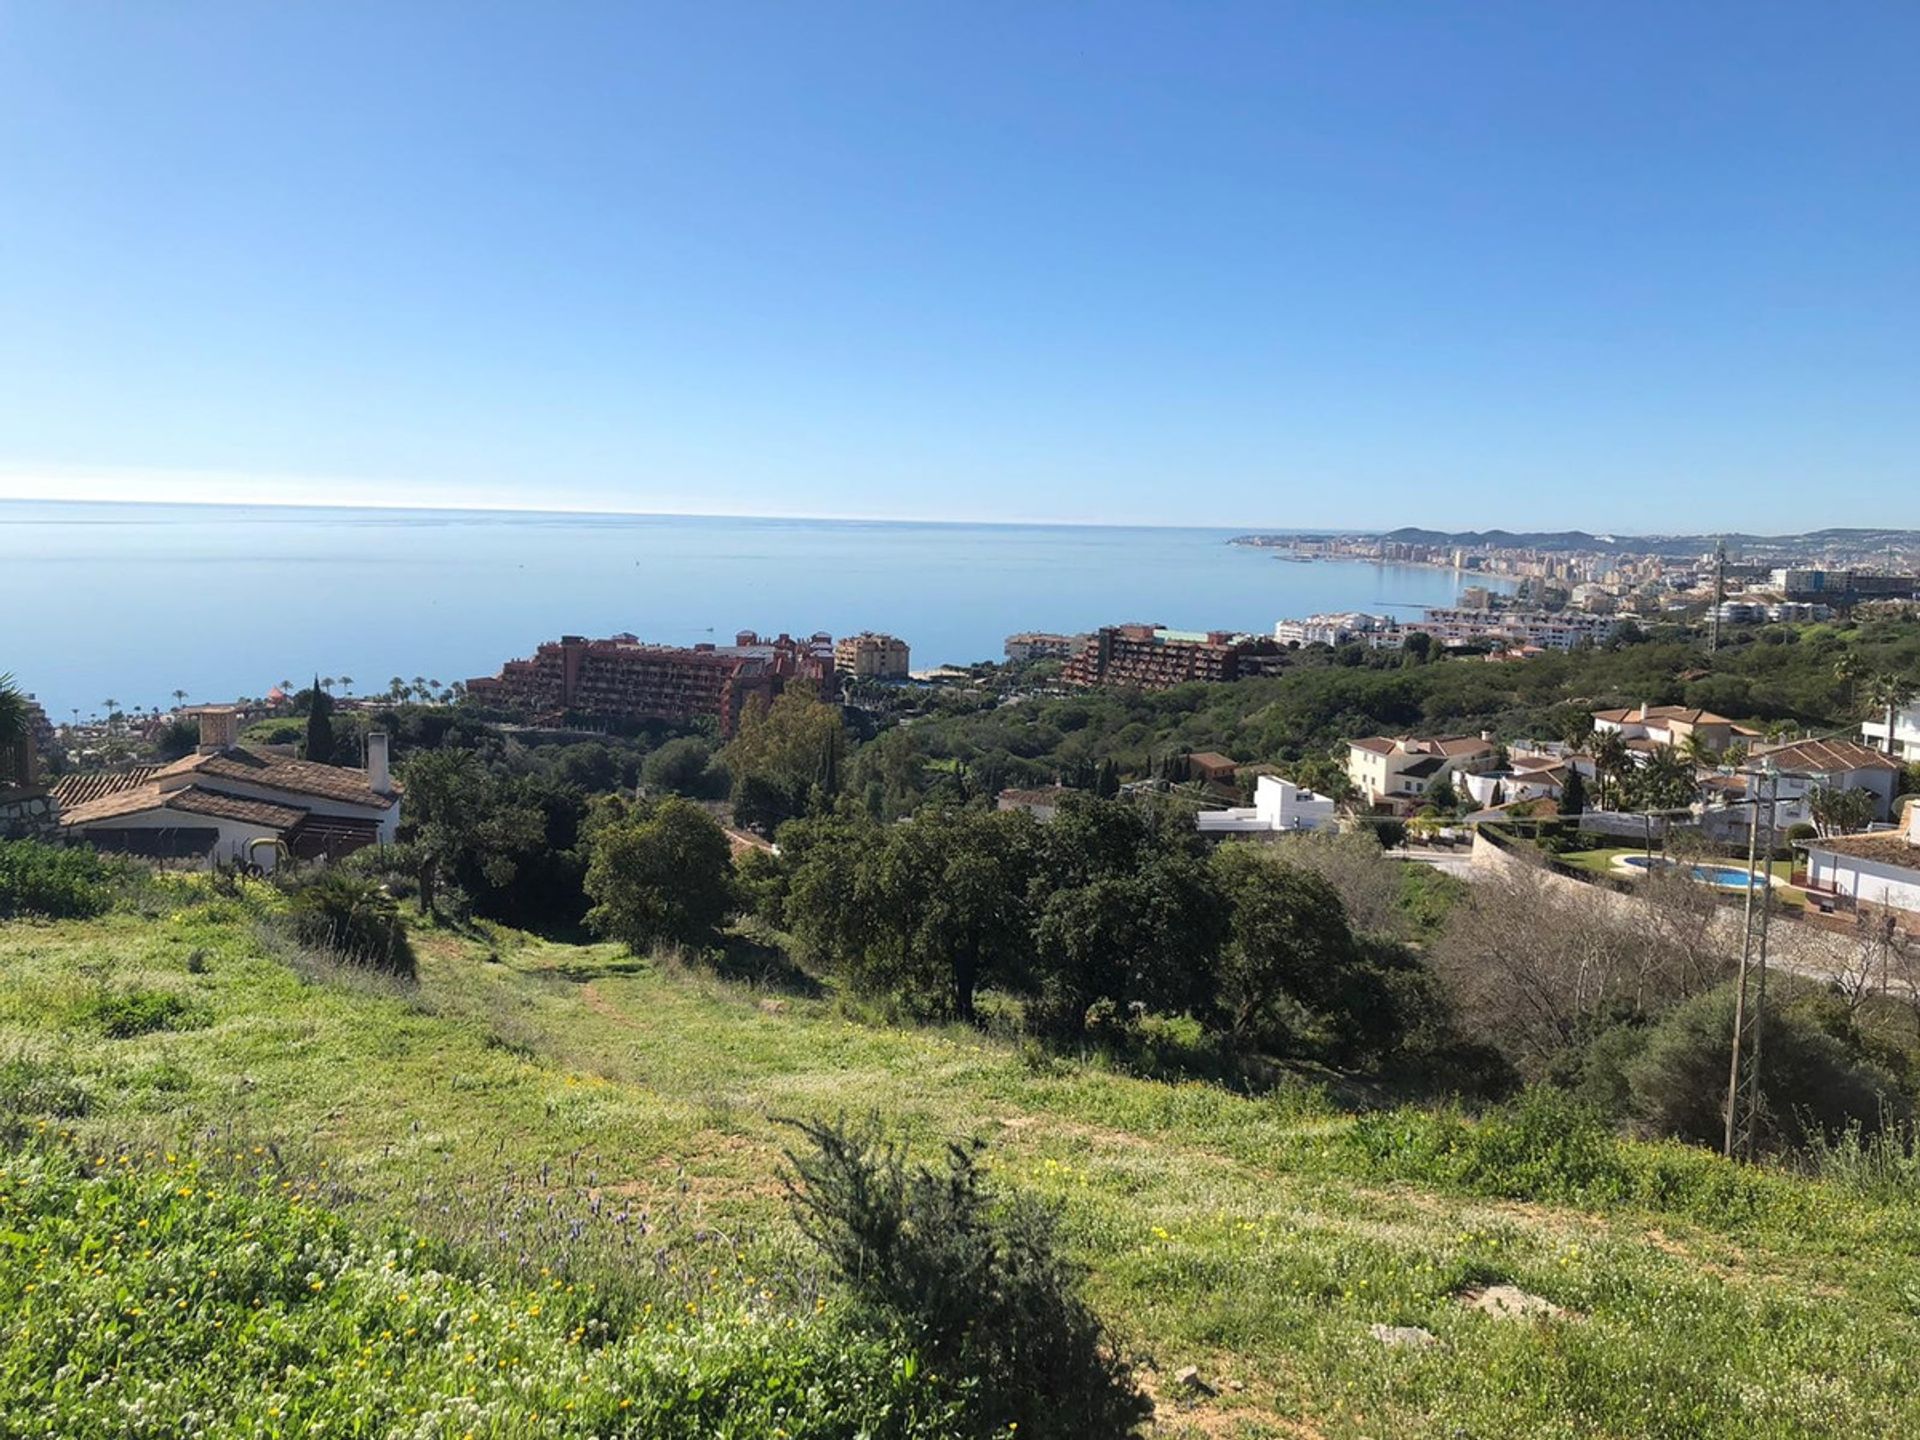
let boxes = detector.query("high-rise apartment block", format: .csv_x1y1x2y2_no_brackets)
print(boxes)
832,632,910,680
467,631,833,734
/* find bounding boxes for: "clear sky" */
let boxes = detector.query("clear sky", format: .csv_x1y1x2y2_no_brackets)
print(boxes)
1,3,1915,530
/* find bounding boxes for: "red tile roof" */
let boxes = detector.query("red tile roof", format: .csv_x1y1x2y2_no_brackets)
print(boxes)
51,765,163,810
60,782,306,830
1752,738,1899,774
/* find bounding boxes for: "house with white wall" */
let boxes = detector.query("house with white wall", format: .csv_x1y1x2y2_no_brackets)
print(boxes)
1196,775,1337,838
1862,702,1920,762
1347,735,1498,814
1591,703,1743,753
1747,737,1900,826
55,709,399,869
1802,802,1920,918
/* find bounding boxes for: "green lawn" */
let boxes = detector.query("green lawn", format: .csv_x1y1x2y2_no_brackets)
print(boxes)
5,883,1920,1436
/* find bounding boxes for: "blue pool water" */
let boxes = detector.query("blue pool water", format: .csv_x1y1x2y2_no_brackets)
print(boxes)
1618,856,1767,890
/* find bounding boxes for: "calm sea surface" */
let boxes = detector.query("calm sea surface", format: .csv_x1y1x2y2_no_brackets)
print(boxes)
2,501,1498,718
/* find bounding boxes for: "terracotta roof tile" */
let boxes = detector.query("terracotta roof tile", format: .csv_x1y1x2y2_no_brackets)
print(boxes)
51,766,163,810
60,782,307,830
1752,738,1899,774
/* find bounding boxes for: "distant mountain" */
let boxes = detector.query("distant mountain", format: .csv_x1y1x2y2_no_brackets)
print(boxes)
1233,527,1920,558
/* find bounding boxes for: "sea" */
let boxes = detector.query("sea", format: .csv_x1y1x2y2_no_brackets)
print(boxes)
1,500,1500,720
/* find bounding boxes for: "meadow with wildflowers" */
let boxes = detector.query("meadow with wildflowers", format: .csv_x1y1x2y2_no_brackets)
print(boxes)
4,871,1920,1436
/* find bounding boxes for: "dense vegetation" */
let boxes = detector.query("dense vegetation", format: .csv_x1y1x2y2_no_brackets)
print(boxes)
7,867,1920,1435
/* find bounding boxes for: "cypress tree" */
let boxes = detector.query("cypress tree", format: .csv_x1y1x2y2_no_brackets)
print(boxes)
305,674,337,765
1560,767,1586,817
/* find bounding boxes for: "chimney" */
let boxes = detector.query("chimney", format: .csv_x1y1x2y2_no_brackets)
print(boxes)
367,732,391,794
196,707,238,754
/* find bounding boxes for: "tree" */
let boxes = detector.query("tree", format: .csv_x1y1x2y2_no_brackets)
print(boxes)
1027,797,1223,1036
1209,846,1363,1049
397,748,549,917
338,675,353,696
584,796,736,952
1867,672,1917,758
852,808,1039,1022
1401,631,1436,665
1809,784,1876,837
304,674,337,764
721,689,847,832
1625,745,1697,813
0,674,27,786
1589,729,1630,810
171,688,188,708
1559,766,1587,818
644,737,724,797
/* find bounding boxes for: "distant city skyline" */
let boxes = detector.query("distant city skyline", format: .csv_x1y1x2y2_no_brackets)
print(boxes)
3,5,1916,530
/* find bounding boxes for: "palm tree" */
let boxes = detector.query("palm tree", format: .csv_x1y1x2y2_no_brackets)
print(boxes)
1680,729,1720,769
338,675,353,697
1589,729,1630,809
1834,652,1868,712
0,674,27,783
389,677,406,702
1866,672,1917,758
320,676,335,694
1636,745,1699,813
171,688,188,709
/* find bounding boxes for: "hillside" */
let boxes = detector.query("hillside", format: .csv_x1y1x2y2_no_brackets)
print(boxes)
5,887,1920,1436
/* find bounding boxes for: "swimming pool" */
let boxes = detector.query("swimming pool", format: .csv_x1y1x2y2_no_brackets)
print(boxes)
1612,855,1772,891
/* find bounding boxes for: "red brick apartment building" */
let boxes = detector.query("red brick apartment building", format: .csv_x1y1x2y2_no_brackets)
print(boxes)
1062,624,1282,691
467,631,834,734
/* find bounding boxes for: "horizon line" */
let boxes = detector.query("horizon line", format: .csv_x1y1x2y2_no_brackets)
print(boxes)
0,488,1351,534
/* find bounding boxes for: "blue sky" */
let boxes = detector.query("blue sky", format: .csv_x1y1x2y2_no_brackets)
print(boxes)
1,3,1914,529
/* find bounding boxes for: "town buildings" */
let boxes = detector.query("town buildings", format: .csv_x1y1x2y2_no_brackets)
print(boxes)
1346,735,1499,813
1062,624,1281,691
1004,632,1089,663
53,709,399,868
467,631,834,734
1408,608,1621,652
1272,612,1402,648
1195,774,1337,838
833,632,910,680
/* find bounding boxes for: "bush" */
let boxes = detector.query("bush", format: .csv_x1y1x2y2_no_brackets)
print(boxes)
0,840,117,920
1622,985,1908,1151
782,1114,1149,1440
643,737,727,798
82,987,208,1039
280,870,416,977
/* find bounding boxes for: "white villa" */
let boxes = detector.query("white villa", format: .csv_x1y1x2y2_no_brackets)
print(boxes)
1347,735,1499,814
1196,775,1338,838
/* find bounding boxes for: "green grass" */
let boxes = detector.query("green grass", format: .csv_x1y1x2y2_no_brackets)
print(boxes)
6,879,1920,1435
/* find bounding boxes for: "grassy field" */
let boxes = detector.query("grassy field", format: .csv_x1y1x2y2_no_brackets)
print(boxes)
5,880,1920,1436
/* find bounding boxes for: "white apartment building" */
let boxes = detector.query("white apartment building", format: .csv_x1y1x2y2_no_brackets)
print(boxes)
1863,702,1920,762
1273,612,1401,648
1408,608,1619,652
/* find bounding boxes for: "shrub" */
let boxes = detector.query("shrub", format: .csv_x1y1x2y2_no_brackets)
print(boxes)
0,840,117,920
1622,985,1908,1151
1346,1087,1631,1204
82,987,208,1039
280,870,416,977
781,1114,1149,1440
